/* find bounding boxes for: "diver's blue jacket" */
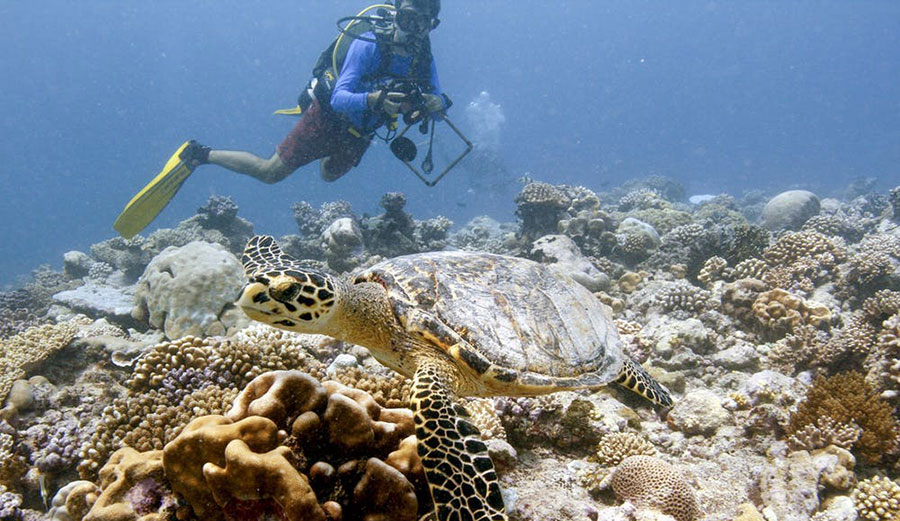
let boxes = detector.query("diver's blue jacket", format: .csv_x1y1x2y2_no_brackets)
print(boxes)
330,31,443,133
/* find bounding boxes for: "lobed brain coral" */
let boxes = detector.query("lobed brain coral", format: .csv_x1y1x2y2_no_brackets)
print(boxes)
158,370,426,521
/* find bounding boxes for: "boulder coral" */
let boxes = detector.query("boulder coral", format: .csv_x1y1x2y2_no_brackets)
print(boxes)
131,241,247,340
608,455,700,521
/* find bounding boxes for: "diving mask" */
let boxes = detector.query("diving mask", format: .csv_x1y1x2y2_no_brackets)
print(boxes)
394,8,439,34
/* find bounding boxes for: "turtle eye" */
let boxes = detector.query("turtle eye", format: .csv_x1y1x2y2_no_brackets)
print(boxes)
270,281,301,303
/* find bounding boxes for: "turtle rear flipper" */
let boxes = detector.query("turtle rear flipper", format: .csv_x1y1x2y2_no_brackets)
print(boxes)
411,360,507,521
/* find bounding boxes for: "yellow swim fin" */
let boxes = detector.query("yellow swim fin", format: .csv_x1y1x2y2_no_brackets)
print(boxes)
113,141,196,239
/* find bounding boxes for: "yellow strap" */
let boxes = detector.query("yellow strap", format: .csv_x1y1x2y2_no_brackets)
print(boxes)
273,106,303,116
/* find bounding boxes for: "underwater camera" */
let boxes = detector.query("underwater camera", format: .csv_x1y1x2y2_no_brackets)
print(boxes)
384,80,473,187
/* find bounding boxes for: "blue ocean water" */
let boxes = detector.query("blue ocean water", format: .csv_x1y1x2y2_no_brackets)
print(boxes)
0,1,897,288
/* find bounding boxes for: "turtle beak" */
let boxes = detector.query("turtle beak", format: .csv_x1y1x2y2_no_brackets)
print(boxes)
236,281,274,322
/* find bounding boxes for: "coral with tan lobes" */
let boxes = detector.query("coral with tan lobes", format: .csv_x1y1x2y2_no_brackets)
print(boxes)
80,371,426,521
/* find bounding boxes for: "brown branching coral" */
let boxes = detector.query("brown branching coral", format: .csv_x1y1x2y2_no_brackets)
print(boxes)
863,290,900,321
655,281,713,314
767,324,838,375
462,398,506,441
786,371,900,464
329,366,410,409
732,258,769,281
839,235,900,298
698,256,729,287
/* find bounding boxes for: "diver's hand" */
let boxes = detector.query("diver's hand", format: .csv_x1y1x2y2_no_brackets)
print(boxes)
367,90,406,116
423,93,444,112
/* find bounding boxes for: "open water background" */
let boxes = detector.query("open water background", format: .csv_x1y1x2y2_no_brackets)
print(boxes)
0,1,898,288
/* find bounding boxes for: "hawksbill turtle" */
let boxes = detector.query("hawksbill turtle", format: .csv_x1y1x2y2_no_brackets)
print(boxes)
236,235,672,521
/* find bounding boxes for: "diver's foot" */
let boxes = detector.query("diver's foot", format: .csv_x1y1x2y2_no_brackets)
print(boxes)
180,140,211,168
319,156,347,182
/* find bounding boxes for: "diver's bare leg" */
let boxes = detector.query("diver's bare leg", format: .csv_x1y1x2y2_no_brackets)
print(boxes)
207,150,294,184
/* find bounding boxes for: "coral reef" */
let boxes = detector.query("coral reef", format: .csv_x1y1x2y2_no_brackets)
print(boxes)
79,333,324,479
7,175,900,521
360,192,452,258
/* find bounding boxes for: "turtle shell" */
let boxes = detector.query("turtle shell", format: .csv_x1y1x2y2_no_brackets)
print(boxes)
354,251,624,387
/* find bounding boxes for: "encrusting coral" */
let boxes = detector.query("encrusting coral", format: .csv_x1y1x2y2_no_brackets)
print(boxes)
786,371,900,464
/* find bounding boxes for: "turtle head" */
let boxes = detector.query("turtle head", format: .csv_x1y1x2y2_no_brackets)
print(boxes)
237,236,338,333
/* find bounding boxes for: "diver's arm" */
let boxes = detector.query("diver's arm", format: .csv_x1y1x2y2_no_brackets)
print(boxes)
330,39,377,116
426,58,446,112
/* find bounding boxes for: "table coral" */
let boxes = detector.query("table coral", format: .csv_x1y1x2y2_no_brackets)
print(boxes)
608,455,700,521
0,317,89,404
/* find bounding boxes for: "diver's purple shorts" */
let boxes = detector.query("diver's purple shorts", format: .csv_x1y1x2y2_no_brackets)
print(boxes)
276,100,371,177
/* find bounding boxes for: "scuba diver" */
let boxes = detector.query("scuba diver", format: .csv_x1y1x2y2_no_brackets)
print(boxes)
114,0,449,239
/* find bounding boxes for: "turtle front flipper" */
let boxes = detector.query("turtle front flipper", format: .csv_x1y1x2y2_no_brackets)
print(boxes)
614,357,674,407
411,359,507,521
